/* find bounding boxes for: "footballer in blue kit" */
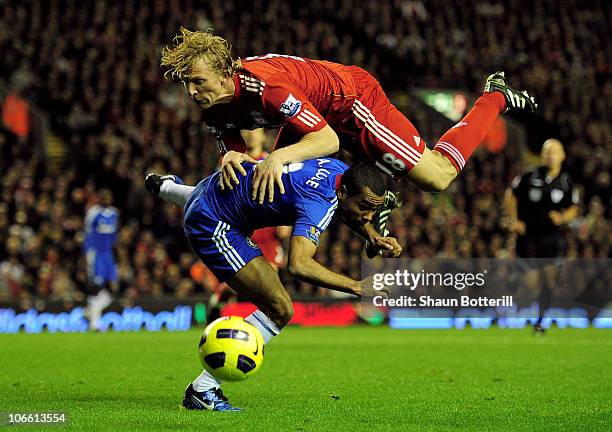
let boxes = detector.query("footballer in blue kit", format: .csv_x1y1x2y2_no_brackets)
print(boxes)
146,158,401,411
183,158,346,282
83,189,119,330
83,189,119,286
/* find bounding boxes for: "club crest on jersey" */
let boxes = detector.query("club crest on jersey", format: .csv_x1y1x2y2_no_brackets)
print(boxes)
246,237,260,249
279,94,302,118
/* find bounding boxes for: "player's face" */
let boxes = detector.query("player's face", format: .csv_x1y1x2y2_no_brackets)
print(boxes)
100,190,113,207
541,139,565,169
184,59,231,109
338,187,385,226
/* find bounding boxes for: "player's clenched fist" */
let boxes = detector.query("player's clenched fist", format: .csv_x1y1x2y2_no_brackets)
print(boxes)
219,151,257,191
251,152,286,204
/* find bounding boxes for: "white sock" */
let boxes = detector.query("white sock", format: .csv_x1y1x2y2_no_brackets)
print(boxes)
245,309,281,344
96,289,113,309
160,181,195,206
86,289,113,330
192,310,281,392
192,369,222,392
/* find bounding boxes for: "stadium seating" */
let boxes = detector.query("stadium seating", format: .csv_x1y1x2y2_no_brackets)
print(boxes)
0,0,609,301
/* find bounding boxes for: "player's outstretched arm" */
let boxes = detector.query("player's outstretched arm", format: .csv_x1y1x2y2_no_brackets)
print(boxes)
287,236,389,298
252,125,339,204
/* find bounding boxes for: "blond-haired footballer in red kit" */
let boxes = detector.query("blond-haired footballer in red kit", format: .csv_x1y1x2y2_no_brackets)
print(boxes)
161,27,537,254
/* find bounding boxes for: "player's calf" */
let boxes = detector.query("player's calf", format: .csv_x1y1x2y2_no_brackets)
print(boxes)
227,257,294,330
260,297,294,329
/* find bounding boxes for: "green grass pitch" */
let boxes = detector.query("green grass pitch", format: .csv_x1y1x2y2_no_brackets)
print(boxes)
1,327,610,431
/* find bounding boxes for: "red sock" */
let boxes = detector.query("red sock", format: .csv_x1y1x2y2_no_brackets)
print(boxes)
434,92,506,172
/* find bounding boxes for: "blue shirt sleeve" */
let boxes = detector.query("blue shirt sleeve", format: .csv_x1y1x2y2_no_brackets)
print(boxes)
292,194,339,246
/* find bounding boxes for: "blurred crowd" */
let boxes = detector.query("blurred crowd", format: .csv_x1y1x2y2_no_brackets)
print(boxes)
0,0,609,302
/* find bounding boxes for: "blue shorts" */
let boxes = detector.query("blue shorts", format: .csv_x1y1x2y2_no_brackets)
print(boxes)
183,181,262,282
85,250,117,285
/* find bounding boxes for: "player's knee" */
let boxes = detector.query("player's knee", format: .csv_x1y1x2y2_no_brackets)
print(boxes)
432,172,456,192
287,262,298,278
287,258,307,279
409,150,458,192
268,297,294,327
433,152,459,191
419,173,455,192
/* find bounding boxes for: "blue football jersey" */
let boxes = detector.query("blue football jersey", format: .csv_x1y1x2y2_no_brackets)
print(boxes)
184,158,347,245
83,205,119,253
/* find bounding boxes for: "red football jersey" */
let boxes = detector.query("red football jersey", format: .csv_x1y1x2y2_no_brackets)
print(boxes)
202,54,425,175
202,54,359,151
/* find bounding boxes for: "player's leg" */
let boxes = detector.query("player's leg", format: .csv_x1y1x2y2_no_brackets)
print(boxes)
84,250,114,330
186,257,290,412
406,147,459,192
226,256,294,330
419,94,507,190
185,260,292,412
533,235,567,333
357,72,536,193
144,173,192,205
350,86,424,256
420,72,537,189
183,216,292,411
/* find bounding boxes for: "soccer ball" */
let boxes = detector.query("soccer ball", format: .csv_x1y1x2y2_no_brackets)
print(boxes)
198,316,265,381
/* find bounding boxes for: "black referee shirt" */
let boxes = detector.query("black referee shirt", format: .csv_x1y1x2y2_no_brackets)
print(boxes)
511,166,579,238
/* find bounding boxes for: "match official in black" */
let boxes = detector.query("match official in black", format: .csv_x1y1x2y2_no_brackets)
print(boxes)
504,138,579,332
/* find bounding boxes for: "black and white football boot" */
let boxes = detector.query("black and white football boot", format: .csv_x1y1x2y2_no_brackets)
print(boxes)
484,71,538,114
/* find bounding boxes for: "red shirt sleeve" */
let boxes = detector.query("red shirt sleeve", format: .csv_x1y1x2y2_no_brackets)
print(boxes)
261,75,328,136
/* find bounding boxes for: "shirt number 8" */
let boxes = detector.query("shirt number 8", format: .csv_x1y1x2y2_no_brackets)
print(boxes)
382,153,406,172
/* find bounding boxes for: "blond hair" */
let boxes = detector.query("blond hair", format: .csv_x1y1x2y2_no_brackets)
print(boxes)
161,27,240,80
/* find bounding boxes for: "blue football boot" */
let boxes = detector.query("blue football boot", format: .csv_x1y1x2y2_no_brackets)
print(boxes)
145,173,184,197
182,383,242,412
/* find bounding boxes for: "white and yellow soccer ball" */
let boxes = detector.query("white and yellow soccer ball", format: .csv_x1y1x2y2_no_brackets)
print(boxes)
198,316,265,381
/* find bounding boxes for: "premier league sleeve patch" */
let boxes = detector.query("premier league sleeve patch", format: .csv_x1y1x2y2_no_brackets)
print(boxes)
305,226,321,245
279,93,303,118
